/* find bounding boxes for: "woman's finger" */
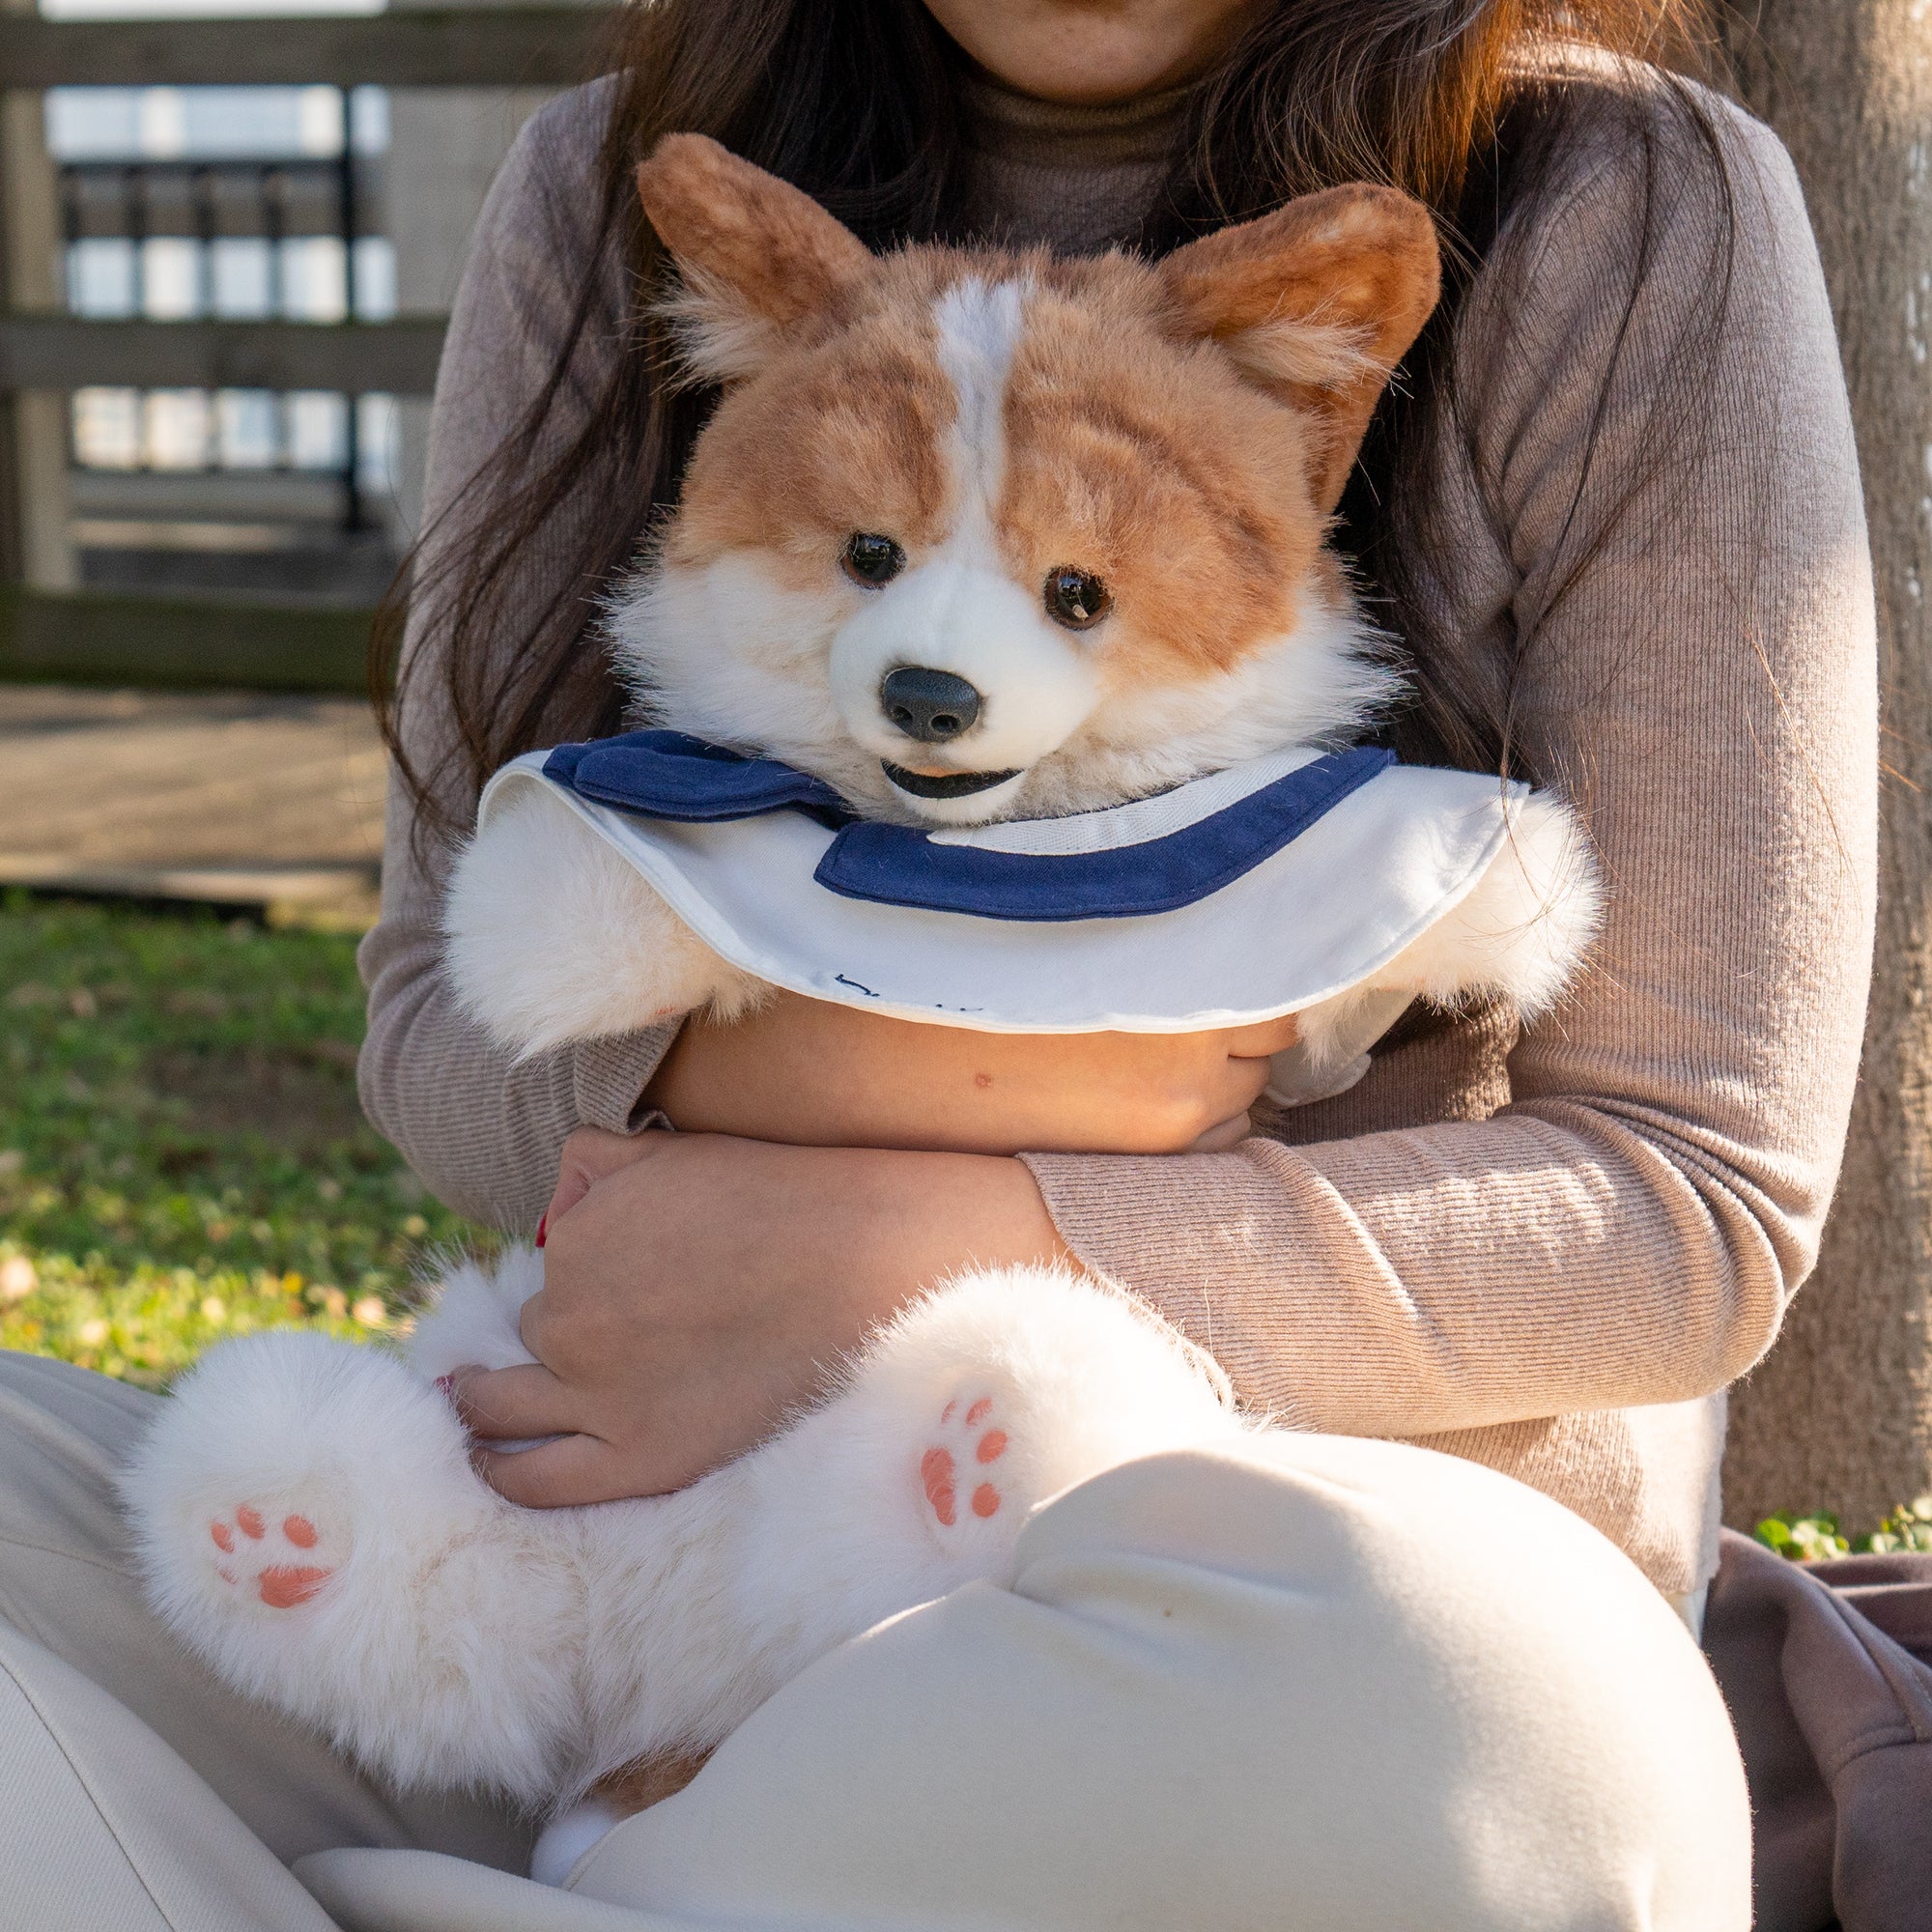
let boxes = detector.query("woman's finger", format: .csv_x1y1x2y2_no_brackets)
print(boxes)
447,1361,589,1442
545,1126,668,1232
472,1432,624,1508
543,1170,590,1231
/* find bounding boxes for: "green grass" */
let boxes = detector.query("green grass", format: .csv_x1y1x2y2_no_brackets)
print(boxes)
0,891,484,1388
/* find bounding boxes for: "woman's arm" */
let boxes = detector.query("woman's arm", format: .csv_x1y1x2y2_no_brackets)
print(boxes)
646,997,1295,1155
1021,84,1877,1437
355,83,682,1228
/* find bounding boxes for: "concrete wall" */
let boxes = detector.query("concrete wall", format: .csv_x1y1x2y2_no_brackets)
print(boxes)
385,0,605,538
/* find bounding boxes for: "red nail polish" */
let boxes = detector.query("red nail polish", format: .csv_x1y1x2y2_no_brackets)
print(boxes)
535,1212,548,1249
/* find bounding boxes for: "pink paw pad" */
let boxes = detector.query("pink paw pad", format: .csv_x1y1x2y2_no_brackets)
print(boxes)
919,1394,1010,1532
206,1506,336,1609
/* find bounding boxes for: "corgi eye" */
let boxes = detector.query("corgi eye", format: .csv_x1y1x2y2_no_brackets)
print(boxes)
1044,566,1110,631
842,532,905,586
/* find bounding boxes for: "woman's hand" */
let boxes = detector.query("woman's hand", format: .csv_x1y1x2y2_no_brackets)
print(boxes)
647,991,1295,1156
450,1128,1067,1506
451,998,1289,1505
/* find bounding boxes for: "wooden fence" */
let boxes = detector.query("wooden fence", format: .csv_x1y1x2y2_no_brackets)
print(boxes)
0,7,619,692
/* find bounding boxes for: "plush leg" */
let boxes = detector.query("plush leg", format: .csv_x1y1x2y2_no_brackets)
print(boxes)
441,782,767,1057
121,1259,1245,1866
568,1264,1249,1796
120,1321,586,1806
781,1264,1248,1594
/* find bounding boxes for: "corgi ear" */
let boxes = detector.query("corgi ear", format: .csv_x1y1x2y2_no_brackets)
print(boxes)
636,133,875,384
1160,185,1440,516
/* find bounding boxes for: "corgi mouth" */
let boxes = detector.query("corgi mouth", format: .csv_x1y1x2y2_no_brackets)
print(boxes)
881,761,1022,801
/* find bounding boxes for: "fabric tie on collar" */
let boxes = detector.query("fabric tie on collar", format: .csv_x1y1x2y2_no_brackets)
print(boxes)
545,731,853,829
542,729,1394,923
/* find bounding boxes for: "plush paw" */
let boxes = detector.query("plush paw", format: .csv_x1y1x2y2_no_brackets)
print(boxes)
205,1499,339,1608
919,1393,1011,1533
443,784,761,1054
121,1329,595,1804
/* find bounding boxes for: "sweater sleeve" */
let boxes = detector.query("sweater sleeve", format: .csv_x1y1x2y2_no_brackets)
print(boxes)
1022,88,1879,1436
356,84,678,1231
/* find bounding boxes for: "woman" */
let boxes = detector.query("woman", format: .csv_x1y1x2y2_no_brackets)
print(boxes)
372,0,1864,1605
0,1,1884,1927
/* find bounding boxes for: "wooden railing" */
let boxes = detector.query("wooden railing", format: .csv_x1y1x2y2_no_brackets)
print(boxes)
0,7,613,88
0,312,448,393
0,6,622,692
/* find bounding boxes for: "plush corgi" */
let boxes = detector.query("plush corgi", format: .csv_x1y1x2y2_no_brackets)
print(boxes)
440,135,1598,1101
124,134,1602,1886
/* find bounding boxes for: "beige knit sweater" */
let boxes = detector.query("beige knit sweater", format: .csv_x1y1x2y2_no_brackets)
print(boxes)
356,69,1876,1598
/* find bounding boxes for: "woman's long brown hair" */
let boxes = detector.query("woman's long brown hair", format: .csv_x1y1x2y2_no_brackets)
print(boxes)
373,0,1730,850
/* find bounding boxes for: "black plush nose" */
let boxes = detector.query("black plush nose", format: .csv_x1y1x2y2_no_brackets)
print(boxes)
880,666,982,742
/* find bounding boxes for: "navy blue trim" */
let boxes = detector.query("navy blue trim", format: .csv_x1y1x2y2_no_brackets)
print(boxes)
540,729,1397,923
812,746,1395,922
544,730,853,828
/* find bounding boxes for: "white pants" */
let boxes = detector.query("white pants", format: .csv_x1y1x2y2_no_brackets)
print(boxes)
0,1349,1751,1932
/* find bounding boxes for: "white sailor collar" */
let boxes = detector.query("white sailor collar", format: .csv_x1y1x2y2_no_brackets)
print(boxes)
480,731,1527,1036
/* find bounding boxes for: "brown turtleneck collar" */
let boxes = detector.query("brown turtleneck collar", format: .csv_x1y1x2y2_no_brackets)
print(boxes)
955,68,1192,256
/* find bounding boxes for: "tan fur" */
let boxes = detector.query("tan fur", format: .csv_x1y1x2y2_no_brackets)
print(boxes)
636,137,1434,707
636,134,873,333
669,278,959,580
998,265,1323,683
591,1749,710,1820
1159,186,1442,515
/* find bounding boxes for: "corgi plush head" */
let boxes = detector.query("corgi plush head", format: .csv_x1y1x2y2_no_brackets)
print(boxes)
607,133,1440,828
